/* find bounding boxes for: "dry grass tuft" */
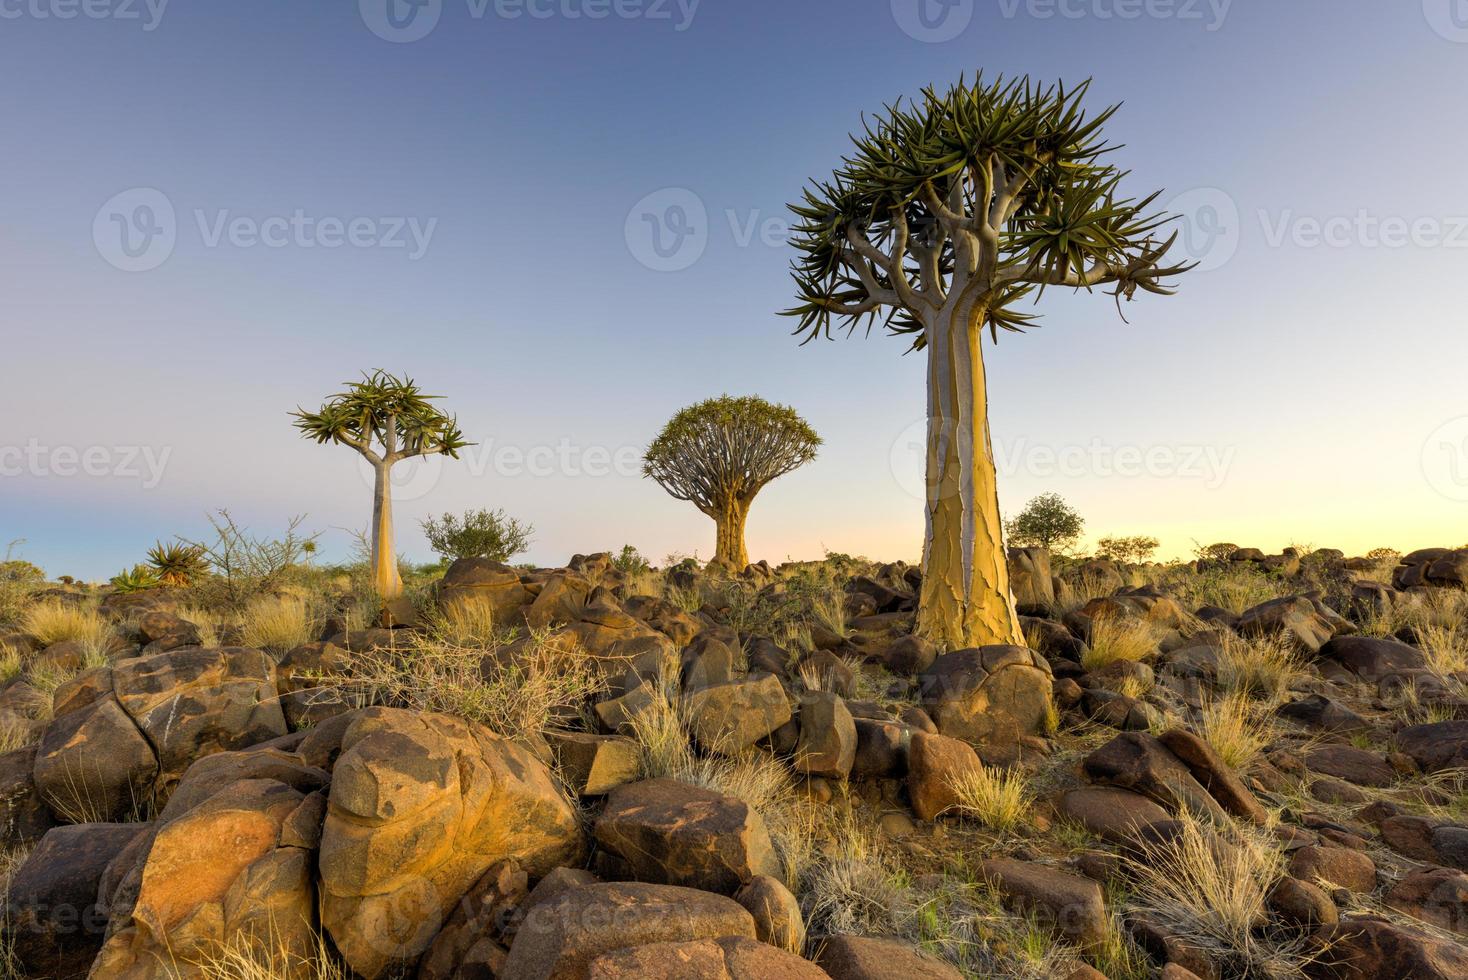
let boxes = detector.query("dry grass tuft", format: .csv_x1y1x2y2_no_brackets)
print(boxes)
1082,617,1159,672
1196,694,1275,771
1125,810,1318,977
353,629,608,742
945,765,1033,832
430,595,501,648
21,600,110,652
1416,621,1468,679
1216,633,1306,705
192,925,347,980
240,596,313,655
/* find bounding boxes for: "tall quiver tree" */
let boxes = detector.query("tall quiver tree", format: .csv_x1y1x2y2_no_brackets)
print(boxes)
293,371,469,600
786,76,1191,650
644,396,820,570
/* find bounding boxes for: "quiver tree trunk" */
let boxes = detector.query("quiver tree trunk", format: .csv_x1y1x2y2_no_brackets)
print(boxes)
916,310,1025,651
370,463,403,600
712,497,751,570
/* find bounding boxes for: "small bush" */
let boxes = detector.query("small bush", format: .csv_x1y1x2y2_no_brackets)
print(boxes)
184,511,319,609
421,509,532,563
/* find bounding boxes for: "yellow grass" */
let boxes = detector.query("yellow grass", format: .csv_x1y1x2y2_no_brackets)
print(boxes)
1216,633,1306,705
1125,810,1318,977
21,600,110,652
1196,694,1274,771
946,765,1033,832
240,596,313,654
1081,617,1159,672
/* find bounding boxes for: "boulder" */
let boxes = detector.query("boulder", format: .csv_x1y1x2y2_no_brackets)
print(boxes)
416,859,527,980
1008,547,1055,615
815,934,963,979
1057,787,1171,844
1158,728,1268,824
1319,636,1428,682
1236,597,1337,651
110,646,289,798
1305,745,1395,788
907,730,982,821
90,779,322,978
733,874,804,954
500,881,756,980
917,646,1053,750
1081,732,1230,825
684,675,792,754
32,694,158,823
851,717,909,780
794,692,856,779
880,635,938,675
1269,875,1338,927
594,778,781,894
547,732,640,796
439,557,533,623
1309,916,1468,979
1397,721,1468,773
0,745,56,844
319,708,584,978
1276,695,1371,735
1289,845,1376,893
1387,867,1468,935
980,858,1107,946
3,821,148,979
586,936,827,979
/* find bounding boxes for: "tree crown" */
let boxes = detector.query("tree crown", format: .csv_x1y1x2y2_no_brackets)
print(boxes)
785,74,1191,348
643,395,820,510
1006,492,1085,552
293,370,470,465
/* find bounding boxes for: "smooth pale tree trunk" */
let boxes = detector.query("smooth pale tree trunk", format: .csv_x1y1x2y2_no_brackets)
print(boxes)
712,497,751,570
370,462,403,599
916,307,1025,651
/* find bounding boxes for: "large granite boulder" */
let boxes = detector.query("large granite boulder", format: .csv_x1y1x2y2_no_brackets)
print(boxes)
917,646,1053,751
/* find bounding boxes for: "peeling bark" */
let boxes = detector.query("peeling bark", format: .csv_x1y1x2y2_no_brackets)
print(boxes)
713,498,751,570
916,307,1024,651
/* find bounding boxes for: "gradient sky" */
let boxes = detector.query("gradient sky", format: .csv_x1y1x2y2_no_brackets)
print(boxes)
3,1,1467,580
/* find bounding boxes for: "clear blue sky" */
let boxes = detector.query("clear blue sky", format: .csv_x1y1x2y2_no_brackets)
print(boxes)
4,1,1466,579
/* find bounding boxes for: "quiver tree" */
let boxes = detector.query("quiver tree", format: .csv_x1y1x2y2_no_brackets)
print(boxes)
293,371,469,600
786,75,1191,650
643,395,820,570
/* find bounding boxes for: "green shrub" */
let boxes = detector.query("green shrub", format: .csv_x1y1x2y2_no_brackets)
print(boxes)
421,509,532,563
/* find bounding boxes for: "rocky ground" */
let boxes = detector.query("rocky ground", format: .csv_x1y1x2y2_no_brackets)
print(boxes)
3,545,1468,979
